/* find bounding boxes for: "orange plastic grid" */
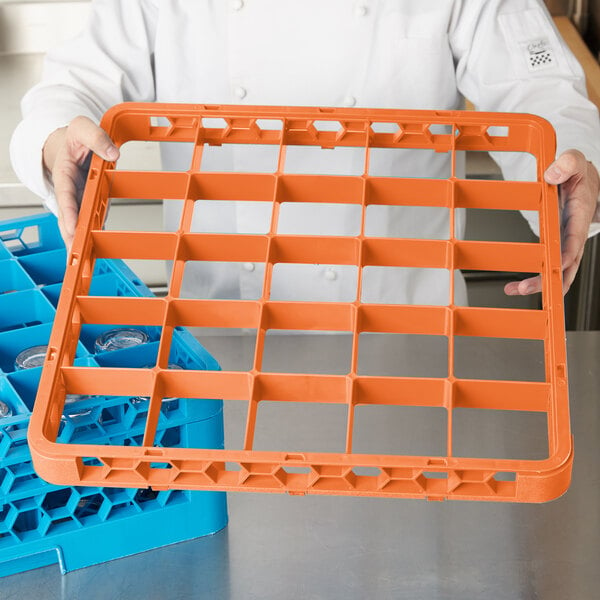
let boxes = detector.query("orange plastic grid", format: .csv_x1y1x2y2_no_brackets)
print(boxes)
29,104,570,502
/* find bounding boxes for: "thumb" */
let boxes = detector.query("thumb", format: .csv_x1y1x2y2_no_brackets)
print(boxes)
544,150,585,185
68,116,119,162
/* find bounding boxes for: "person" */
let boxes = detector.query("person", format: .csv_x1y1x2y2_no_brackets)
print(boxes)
10,0,600,306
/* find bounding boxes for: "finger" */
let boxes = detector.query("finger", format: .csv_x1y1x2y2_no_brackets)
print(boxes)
562,263,578,295
559,184,595,271
52,155,83,244
562,247,585,294
57,214,76,253
544,150,585,185
504,274,542,296
68,116,119,162
56,189,79,248
560,217,588,269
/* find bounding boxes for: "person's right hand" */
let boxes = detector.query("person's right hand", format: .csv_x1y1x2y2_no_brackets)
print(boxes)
42,116,119,250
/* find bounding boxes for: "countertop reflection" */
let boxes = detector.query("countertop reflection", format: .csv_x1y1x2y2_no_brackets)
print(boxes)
3,332,599,600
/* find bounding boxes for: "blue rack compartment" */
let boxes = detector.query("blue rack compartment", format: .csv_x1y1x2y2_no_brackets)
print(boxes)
0,322,91,375
42,271,141,309
0,212,227,576
0,245,11,261
18,250,67,287
0,377,29,421
91,334,222,423
0,289,56,334
0,260,36,295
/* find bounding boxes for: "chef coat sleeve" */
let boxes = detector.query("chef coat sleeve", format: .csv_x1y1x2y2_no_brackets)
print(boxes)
450,0,600,237
9,0,157,214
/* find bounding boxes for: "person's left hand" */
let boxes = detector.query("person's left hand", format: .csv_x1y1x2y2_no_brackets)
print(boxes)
504,149,600,297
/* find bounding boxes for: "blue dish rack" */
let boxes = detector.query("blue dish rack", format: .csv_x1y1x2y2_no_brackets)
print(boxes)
0,213,227,576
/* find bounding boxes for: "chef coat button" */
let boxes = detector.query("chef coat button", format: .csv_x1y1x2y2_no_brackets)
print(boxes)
243,262,255,272
324,268,337,281
231,0,244,11
355,4,368,17
234,86,247,100
343,95,357,107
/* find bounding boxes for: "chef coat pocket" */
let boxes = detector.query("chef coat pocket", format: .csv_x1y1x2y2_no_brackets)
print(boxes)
390,36,455,108
497,7,577,80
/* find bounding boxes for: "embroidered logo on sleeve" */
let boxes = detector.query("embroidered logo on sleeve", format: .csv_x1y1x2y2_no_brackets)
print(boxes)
521,38,555,71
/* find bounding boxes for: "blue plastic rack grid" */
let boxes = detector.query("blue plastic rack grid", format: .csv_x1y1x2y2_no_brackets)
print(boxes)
0,213,227,576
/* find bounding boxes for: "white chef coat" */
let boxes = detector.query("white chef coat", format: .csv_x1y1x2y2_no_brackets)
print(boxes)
10,0,600,306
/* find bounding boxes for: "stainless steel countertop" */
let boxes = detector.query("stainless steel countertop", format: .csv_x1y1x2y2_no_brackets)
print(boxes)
3,331,599,600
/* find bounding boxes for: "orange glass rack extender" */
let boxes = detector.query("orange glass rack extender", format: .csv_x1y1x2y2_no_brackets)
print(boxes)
28,104,571,503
